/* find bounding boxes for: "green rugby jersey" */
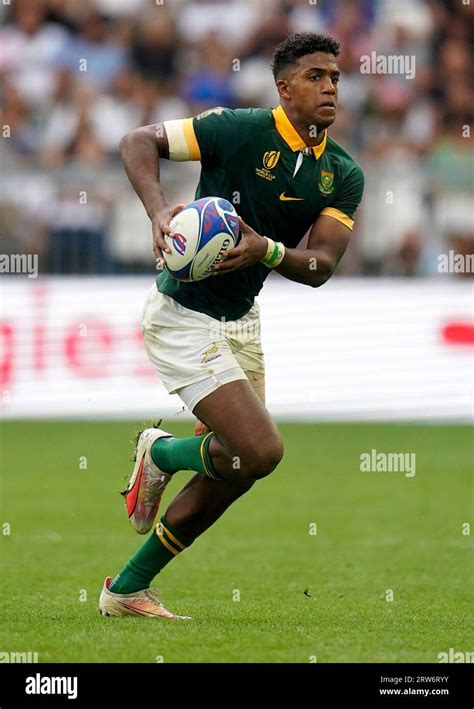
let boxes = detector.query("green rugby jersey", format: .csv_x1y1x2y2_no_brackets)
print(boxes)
158,105,364,321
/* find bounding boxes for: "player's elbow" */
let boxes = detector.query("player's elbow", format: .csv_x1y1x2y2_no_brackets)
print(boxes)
119,130,135,160
119,126,155,156
120,125,168,161
120,125,143,146
119,129,135,147
309,271,333,288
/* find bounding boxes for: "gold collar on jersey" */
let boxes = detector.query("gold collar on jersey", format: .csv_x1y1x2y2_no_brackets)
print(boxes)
272,106,327,160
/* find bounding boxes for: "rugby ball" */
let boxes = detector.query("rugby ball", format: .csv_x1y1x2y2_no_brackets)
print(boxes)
163,197,240,281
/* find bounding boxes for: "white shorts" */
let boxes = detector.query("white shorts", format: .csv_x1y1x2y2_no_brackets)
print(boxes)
141,285,265,412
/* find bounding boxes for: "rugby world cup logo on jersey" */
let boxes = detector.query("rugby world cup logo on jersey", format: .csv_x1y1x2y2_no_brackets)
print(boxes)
256,150,280,182
319,170,335,195
262,151,280,169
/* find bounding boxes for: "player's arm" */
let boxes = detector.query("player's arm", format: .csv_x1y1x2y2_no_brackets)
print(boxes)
121,109,252,262
215,163,364,284
274,215,352,287
215,214,351,286
119,123,185,262
276,165,364,285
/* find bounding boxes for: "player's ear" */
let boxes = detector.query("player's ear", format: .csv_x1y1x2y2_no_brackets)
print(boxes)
275,78,290,100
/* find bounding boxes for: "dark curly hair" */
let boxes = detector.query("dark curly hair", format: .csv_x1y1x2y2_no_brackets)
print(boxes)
271,33,340,80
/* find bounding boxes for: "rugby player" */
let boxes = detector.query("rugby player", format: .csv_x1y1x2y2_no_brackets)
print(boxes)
99,33,364,618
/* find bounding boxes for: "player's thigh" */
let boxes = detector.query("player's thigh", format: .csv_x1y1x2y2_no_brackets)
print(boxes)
193,378,282,469
193,370,264,436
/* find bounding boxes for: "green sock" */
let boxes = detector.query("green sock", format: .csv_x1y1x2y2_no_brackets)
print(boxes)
109,516,194,594
151,432,221,480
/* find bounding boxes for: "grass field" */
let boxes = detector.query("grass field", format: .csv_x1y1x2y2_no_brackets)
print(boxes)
0,421,472,663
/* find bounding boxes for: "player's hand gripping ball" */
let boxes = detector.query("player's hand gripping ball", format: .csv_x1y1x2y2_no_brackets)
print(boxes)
163,197,241,281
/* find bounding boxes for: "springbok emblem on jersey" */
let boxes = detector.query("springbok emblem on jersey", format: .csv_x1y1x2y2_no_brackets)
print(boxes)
319,170,335,195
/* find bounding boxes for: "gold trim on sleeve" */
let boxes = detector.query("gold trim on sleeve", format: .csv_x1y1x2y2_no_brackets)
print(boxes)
183,118,201,161
320,207,355,230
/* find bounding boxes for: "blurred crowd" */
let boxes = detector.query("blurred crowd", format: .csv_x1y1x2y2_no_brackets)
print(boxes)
0,0,472,276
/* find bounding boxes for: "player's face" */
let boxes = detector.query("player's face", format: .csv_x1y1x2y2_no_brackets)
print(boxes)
279,52,340,130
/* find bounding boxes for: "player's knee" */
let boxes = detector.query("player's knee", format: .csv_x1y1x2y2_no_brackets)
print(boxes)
240,434,284,480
